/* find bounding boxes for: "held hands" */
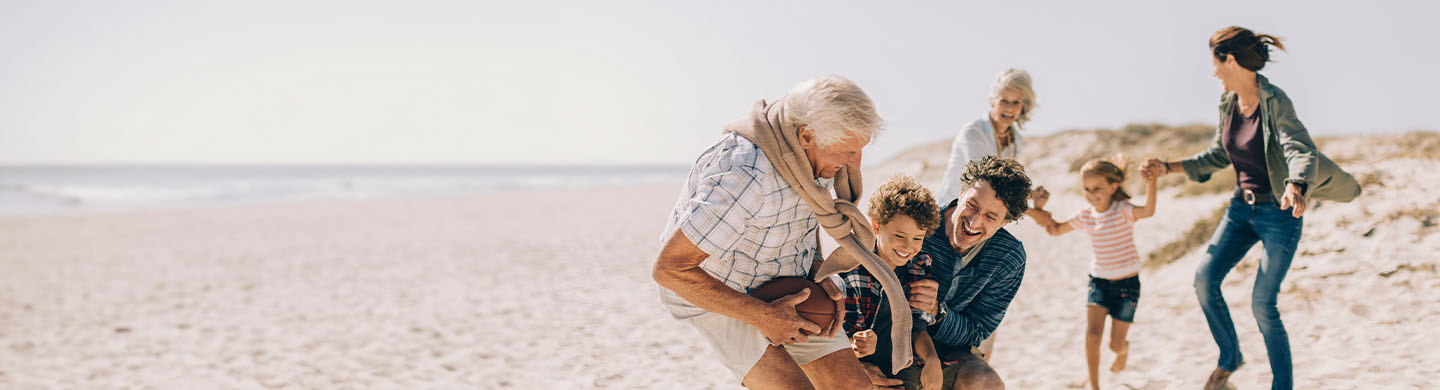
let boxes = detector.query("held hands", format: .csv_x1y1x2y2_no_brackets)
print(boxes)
1030,185,1051,210
754,289,821,346
1139,159,1165,182
1279,182,1307,218
851,329,877,358
1140,159,1168,181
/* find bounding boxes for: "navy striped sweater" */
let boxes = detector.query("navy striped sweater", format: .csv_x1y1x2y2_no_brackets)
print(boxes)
924,217,1027,355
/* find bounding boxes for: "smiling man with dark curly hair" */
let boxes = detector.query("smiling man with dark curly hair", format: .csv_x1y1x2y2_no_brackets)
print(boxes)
910,156,1032,390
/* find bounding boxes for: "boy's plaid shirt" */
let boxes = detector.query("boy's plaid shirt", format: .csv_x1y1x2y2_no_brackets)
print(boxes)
841,252,934,335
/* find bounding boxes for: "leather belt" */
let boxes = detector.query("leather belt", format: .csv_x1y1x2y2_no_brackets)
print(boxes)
1237,188,1274,205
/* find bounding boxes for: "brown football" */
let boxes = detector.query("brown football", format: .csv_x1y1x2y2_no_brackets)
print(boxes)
748,277,837,333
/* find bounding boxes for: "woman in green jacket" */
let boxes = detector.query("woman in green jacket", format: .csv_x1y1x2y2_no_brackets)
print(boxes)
1143,26,1359,390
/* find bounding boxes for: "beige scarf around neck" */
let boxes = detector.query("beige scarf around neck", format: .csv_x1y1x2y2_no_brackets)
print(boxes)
724,99,914,373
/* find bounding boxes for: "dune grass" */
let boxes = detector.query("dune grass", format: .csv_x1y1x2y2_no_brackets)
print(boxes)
1145,202,1229,269
1392,131,1440,160
1356,170,1385,188
1065,123,1214,173
1385,203,1440,229
1060,123,1236,197
1319,130,1440,165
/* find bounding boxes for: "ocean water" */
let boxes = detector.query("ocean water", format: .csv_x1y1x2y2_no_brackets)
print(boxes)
0,164,689,214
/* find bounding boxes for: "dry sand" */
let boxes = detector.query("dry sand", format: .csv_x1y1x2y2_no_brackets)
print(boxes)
869,131,1440,390
1,185,735,388
2,132,1435,389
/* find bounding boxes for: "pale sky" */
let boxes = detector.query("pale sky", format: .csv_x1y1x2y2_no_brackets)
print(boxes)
2,1,1437,165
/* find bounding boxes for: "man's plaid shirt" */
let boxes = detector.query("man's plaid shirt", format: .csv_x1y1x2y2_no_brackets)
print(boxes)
658,133,833,318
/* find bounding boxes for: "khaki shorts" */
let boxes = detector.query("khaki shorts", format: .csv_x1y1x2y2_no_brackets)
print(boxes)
663,286,850,380
686,310,851,380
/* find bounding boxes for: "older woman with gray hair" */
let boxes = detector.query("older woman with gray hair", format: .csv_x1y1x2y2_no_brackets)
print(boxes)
936,69,1037,206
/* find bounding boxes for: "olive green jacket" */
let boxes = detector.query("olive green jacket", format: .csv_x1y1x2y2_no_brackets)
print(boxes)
1181,74,1361,202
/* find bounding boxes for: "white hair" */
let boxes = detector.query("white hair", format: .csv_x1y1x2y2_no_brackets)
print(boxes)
783,74,884,147
989,69,1037,128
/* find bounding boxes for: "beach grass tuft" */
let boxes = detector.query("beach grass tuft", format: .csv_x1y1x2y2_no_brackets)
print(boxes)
1145,202,1229,269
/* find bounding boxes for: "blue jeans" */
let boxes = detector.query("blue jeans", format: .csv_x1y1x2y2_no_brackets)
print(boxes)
1194,197,1303,390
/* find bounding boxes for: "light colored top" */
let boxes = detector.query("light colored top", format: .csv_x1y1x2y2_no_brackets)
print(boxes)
1066,201,1141,279
936,116,1022,205
957,235,988,273
658,132,833,319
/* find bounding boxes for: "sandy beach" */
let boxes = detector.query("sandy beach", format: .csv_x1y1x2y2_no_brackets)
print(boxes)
0,185,735,388
2,131,1437,389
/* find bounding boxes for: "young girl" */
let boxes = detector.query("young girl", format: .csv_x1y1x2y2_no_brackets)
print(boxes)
1026,157,1160,390
841,174,944,390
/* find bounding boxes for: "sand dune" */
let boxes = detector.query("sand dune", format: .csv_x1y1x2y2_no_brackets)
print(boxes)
869,128,1439,389
1,130,1435,389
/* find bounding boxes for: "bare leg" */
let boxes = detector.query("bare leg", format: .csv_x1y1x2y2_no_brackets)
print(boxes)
1084,305,1108,390
977,330,997,362
914,330,944,390
742,345,815,390
797,348,873,390
1109,318,1131,373
942,351,1005,390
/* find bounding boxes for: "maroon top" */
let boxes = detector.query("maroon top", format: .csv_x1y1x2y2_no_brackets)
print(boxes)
1222,102,1271,195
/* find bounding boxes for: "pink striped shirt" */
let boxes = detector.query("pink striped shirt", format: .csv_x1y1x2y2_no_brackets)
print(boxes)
1068,201,1141,279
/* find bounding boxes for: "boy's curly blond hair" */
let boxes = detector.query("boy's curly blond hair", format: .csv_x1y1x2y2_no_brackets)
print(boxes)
867,174,941,234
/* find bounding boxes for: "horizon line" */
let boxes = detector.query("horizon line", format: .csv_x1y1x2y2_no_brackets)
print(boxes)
2,127,1431,167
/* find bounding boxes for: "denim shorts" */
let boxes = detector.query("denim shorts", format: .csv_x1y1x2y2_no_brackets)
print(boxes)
1088,275,1141,322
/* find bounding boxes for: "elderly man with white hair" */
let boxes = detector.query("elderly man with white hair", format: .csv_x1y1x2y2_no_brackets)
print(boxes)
654,75,906,389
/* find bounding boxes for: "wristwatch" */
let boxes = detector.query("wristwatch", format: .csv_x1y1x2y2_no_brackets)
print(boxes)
917,310,935,325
